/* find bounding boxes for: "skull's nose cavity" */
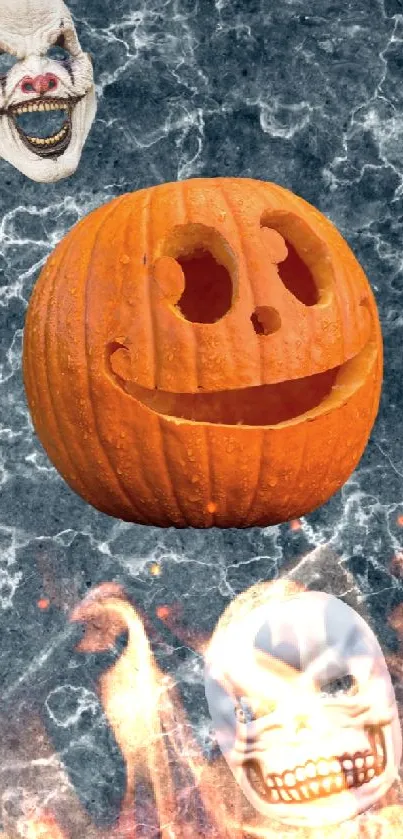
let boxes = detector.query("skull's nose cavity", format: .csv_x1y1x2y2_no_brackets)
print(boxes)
251,305,282,336
295,714,310,732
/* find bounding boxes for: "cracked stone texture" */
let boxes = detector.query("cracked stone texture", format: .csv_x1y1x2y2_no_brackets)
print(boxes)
1,0,403,837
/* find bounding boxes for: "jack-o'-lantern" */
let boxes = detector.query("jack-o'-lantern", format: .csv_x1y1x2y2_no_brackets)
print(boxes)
22,177,382,528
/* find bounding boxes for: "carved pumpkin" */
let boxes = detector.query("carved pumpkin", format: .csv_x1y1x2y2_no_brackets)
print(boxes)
22,177,382,528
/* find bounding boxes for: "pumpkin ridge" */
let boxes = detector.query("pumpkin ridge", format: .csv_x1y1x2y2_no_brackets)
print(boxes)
60,198,139,514
42,232,94,499
241,426,265,527
214,180,251,387
82,195,149,515
368,326,383,430
149,183,188,525
254,179,307,373
278,397,309,524
257,181,354,374
144,187,157,390
217,179,262,383
217,179,289,523
22,245,75,491
216,179,263,522
113,194,162,525
22,259,45,430
182,178,215,525
254,179,321,375
275,185,355,357
127,188,172,524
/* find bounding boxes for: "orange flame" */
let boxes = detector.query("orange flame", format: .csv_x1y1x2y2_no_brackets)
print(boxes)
37,597,50,610
12,576,403,839
23,812,67,839
70,582,236,838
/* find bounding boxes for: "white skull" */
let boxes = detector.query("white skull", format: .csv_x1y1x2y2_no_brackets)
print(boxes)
0,0,96,182
204,590,402,828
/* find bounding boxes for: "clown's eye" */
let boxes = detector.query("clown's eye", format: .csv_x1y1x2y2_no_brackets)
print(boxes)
319,674,358,697
0,51,18,75
47,45,70,63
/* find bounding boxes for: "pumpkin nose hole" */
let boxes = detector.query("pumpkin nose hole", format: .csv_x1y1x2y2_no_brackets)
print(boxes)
251,306,281,335
176,249,233,323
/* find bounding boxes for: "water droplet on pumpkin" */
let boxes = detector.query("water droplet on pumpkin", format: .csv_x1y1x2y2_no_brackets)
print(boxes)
268,476,278,487
120,254,130,264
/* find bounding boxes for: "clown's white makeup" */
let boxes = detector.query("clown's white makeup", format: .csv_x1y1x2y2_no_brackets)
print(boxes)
204,591,402,828
0,0,96,182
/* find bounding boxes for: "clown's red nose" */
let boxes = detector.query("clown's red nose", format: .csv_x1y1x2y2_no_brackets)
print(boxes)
20,74,58,95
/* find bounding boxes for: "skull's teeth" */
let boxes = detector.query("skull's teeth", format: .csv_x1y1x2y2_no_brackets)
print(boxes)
260,727,386,804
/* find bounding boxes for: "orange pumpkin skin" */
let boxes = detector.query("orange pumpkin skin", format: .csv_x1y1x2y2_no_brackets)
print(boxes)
23,177,382,528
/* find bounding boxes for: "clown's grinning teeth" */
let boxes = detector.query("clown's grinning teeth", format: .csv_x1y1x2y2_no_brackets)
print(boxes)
12,101,69,114
245,726,386,804
4,96,83,158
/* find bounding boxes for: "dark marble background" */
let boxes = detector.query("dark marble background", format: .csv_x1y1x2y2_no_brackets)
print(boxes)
1,0,403,836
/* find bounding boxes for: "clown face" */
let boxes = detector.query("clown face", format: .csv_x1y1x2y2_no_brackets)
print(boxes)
204,591,402,828
0,0,96,182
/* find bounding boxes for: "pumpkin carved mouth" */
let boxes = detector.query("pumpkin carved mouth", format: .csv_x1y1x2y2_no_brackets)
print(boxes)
108,336,376,427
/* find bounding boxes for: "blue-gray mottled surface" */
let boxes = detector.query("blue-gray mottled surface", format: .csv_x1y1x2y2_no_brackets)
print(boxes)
1,0,403,836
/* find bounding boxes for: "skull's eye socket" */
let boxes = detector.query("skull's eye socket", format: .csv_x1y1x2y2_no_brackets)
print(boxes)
319,674,358,697
0,51,18,74
235,697,276,722
235,698,255,724
47,45,70,63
